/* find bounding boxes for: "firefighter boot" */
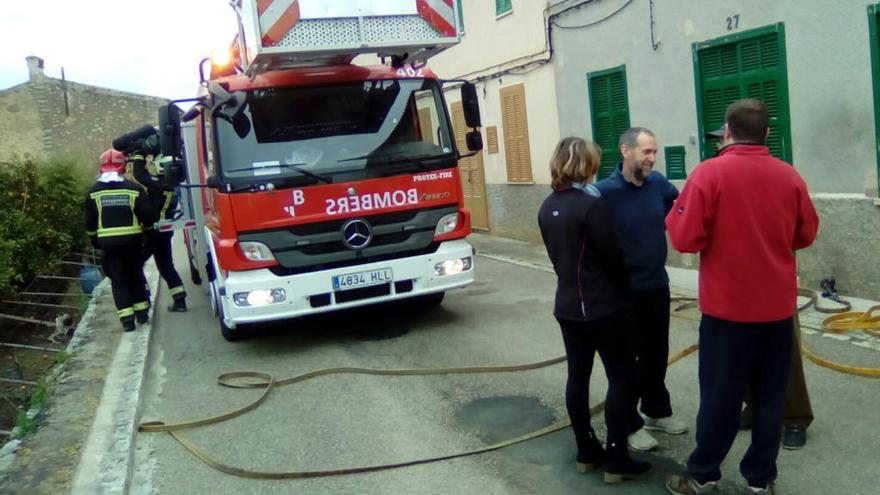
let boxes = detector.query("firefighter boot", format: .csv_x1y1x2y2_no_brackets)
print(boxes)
168,297,187,312
121,317,137,332
134,300,150,324
135,309,149,325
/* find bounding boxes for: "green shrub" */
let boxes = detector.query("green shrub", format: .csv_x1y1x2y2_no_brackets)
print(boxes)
0,156,92,298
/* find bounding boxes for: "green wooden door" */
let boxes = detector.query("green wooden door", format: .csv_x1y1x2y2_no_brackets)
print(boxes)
589,66,631,179
694,24,792,163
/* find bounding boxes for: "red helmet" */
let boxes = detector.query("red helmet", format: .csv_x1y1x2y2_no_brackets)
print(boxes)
99,149,126,174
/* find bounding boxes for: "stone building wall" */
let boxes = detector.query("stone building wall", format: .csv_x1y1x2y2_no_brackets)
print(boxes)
0,83,45,161
0,56,168,167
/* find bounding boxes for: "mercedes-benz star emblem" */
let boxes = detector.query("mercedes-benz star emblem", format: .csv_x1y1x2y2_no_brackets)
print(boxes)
341,219,372,250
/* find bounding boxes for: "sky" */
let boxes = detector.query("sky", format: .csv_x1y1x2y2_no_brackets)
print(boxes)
0,1,239,99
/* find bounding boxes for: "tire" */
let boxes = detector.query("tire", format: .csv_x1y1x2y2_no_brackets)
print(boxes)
189,259,202,285
218,302,244,342
419,291,445,307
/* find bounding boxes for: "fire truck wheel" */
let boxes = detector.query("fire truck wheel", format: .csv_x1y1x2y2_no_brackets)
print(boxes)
418,291,445,308
219,304,245,342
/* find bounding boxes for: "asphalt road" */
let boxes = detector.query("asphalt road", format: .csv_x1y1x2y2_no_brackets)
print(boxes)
129,234,880,495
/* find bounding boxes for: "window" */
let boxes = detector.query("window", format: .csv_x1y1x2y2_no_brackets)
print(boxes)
664,146,687,180
457,0,464,32
496,0,512,17
588,66,630,180
486,126,499,154
869,4,880,193
694,24,792,163
500,83,533,182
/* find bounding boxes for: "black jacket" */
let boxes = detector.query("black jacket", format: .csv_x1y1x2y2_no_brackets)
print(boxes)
84,179,154,248
131,155,179,222
537,188,628,322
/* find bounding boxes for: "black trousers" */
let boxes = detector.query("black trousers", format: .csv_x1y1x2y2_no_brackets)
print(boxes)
557,313,637,456
102,244,149,322
688,314,793,488
628,285,673,431
144,231,185,300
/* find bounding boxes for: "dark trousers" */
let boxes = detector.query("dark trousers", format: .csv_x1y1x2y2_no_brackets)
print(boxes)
743,313,813,428
102,244,149,322
144,231,185,300
557,313,637,455
688,314,794,488
628,285,673,432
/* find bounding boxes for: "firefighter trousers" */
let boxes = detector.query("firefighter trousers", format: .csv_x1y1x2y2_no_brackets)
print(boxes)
144,231,186,301
102,244,149,323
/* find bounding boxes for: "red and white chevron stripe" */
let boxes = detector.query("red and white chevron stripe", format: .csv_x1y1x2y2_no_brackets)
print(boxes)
257,0,301,45
416,0,456,37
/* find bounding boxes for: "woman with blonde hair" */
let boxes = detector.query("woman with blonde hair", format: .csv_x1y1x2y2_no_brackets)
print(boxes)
537,137,651,483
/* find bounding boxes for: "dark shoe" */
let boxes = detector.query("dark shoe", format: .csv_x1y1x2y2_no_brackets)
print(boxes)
135,310,149,325
665,475,719,494
603,456,652,484
122,319,137,332
168,298,188,312
783,424,806,450
748,481,776,494
739,409,752,431
576,442,605,473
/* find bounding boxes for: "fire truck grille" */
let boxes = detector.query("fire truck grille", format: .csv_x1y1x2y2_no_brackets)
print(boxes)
239,205,458,275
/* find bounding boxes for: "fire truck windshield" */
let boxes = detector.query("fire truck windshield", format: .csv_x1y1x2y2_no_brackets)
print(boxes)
214,78,457,187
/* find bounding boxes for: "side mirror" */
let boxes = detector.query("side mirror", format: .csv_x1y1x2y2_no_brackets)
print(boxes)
158,105,182,158
461,82,481,128
466,130,483,152
206,175,221,189
232,111,251,138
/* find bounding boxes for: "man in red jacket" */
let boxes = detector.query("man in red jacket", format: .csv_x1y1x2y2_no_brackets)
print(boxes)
664,99,819,495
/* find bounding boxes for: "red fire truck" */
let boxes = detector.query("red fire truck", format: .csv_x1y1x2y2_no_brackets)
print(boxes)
157,0,483,340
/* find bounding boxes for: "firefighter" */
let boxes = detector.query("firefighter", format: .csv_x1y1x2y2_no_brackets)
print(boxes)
85,149,155,332
129,151,188,312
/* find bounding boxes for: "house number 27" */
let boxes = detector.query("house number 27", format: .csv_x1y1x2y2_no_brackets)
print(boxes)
726,14,740,31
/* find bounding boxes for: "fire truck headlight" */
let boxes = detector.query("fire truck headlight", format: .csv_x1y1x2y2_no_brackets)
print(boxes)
434,213,459,236
239,241,275,262
434,256,472,276
233,289,286,307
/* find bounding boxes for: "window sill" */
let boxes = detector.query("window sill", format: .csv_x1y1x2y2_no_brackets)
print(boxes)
505,181,535,185
496,10,513,20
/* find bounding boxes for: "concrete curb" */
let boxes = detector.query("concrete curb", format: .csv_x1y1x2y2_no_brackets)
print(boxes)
69,259,160,495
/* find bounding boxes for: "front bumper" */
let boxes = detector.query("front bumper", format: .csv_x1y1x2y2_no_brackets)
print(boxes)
219,239,474,328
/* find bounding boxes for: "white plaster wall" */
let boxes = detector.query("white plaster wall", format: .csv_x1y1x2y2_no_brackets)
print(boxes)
430,0,560,185
552,0,878,194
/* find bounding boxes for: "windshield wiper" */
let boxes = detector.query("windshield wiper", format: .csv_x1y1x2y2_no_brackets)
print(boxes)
226,162,332,184
338,152,450,167
279,163,332,184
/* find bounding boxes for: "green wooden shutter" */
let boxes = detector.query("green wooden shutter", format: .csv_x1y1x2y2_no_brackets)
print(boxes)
588,66,631,179
665,146,687,180
694,25,792,163
496,0,512,16
456,0,464,31
869,4,880,194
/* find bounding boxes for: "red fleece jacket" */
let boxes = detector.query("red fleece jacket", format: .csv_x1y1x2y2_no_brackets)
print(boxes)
665,144,819,322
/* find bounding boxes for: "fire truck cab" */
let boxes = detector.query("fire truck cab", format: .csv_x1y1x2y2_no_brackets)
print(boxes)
157,0,482,340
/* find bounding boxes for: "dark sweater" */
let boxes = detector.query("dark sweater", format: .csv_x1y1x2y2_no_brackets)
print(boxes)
537,188,628,322
596,167,679,290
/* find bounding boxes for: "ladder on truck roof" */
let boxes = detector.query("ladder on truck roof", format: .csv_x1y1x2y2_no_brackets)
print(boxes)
231,0,461,75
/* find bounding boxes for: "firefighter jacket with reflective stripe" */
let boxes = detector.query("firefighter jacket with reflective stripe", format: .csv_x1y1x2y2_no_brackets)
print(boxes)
130,154,179,221
85,180,154,247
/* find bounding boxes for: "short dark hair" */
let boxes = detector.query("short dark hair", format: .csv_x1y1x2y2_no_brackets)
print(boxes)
619,127,655,149
725,99,769,144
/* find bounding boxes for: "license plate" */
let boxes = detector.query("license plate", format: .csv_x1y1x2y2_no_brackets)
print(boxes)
333,268,393,291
